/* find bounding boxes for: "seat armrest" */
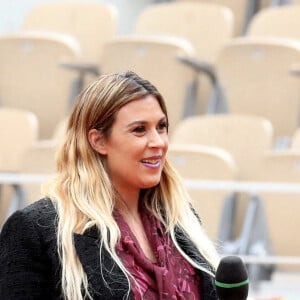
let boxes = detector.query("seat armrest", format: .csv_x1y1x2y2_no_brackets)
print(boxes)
177,55,226,113
177,55,217,84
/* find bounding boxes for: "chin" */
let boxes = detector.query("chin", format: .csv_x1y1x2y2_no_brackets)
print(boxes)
140,179,161,189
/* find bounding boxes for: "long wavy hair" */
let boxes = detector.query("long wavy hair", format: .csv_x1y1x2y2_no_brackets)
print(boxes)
43,71,219,300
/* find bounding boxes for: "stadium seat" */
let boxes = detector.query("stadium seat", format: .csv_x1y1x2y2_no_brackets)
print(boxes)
168,143,238,246
215,37,300,143
0,32,80,139
135,1,234,114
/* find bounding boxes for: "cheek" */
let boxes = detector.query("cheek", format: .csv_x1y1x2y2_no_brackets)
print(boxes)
163,136,169,151
165,136,169,147
107,145,141,169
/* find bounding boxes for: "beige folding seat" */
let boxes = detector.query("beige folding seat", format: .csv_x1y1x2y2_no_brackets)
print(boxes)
215,37,300,142
0,108,38,226
171,114,274,250
232,150,300,278
0,32,80,139
21,2,119,64
0,142,57,226
15,116,69,206
100,35,198,134
135,2,234,114
254,151,300,263
247,5,300,39
171,114,274,180
168,144,238,243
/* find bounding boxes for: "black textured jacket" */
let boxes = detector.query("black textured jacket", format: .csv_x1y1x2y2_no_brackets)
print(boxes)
0,198,217,299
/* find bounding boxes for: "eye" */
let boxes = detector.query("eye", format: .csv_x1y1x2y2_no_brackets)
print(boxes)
132,125,146,135
157,121,168,132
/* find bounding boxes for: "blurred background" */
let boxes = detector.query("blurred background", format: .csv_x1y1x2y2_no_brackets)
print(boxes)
1,0,300,299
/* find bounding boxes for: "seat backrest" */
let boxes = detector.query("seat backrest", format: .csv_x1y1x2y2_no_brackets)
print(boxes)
255,150,300,258
21,2,119,63
135,2,234,115
168,143,238,240
215,37,300,139
247,5,300,39
0,108,38,172
171,114,274,180
175,0,251,36
135,2,234,64
101,35,197,134
0,32,80,139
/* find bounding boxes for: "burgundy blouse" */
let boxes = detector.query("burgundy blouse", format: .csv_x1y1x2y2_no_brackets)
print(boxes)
114,208,201,300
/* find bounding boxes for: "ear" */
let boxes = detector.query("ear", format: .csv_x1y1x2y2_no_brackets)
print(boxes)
88,129,108,155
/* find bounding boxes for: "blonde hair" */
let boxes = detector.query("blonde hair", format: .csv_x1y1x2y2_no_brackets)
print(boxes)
43,71,219,300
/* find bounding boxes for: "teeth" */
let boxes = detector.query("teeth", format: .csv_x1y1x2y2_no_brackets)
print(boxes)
142,159,159,164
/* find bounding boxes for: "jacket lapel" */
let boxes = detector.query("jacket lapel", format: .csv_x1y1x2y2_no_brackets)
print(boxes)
174,227,217,299
73,228,131,299
73,225,216,300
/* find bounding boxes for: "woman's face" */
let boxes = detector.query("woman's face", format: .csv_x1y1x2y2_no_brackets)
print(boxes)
90,95,169,198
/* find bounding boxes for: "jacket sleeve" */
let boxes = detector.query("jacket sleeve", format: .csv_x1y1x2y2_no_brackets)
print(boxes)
0,210,52,299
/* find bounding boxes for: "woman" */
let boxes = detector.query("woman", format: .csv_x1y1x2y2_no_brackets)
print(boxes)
0,71,219,299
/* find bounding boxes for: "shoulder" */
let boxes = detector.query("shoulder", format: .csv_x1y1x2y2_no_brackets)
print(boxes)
0,198,61,299
0,198,57,243
0,198,59,271
22,197,56,217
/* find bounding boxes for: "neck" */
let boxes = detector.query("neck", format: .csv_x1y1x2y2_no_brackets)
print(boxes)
114,188,140,218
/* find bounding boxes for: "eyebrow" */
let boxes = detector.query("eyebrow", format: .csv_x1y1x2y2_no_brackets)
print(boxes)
126,116,167,128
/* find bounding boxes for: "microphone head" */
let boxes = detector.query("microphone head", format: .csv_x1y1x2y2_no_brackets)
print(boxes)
215,256,249,300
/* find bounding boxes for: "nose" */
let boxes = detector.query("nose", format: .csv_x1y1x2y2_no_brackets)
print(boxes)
148,129,166,148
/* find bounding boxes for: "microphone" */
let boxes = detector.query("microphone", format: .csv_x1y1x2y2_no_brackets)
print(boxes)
215,255,249,300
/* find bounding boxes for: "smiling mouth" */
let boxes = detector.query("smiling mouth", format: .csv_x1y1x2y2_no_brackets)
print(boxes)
141,158,161,168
